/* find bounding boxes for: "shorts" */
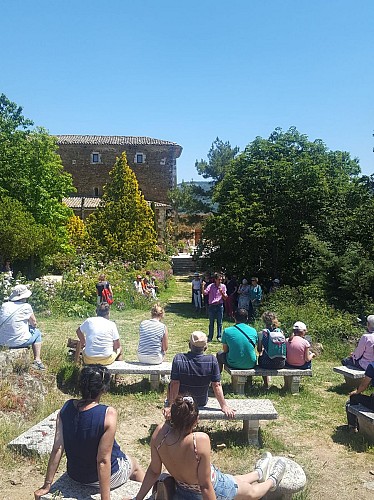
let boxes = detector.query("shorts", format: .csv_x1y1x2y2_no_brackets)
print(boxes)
137,352,164,364
175,466,238,500
85,455,132,488
83,348,120,366
11,327,42,348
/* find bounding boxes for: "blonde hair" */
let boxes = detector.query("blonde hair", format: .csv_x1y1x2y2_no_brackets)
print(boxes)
261,311,280,329
151,304,164,319
99,274,106,281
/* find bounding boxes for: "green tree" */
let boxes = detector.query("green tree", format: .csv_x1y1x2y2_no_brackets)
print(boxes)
0,94,74,227
86,152,157,263
195,137,239,182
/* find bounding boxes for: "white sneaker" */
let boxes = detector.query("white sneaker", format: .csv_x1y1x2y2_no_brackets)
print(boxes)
255,451,272,482
269,458,287,491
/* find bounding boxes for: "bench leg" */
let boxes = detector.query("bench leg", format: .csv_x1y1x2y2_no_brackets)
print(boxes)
343,376,362,390
356,416,374,443
243,420,260,446
231,375,247,395
150,374,161,390
284,375,301,394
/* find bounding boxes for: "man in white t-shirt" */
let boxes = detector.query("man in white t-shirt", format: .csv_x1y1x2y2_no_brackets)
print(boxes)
0,284,45,370
77,303,122,365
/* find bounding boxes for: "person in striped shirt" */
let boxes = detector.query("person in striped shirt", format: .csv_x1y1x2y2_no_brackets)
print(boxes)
137,304,168,364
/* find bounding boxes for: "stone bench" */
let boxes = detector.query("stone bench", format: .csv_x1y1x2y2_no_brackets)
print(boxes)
333,365,365,390
106,360,172,390
39,473,151,499
224,366,312,395
347,403,374,442
8,410,59,455
198,397,278,446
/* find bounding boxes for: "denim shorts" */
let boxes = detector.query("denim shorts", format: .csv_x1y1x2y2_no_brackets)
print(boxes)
12,327,42,347
175,466,238,500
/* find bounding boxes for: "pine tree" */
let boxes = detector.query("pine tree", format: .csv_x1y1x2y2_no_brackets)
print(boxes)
86,152,157,263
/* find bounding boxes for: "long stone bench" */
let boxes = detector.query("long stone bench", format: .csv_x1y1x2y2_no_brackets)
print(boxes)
333,365,365,390
224,366,312,395
347,403,374,442
39,473,151,499
106,360,172,390
198,397,278,446
8,410,59,454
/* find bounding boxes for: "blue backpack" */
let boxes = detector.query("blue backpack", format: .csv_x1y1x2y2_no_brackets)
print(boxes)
266,328,286,359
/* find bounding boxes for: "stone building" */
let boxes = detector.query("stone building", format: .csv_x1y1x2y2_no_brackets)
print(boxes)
56,135,182,247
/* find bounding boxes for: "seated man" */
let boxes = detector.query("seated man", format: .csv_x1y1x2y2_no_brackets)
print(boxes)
346,361,374,433
77,303,122,365
216,308,258,372
0,284,45,370
165,331,235,417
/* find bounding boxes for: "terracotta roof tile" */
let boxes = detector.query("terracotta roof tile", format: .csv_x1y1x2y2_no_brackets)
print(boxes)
56,135,181,148
63,197,171,209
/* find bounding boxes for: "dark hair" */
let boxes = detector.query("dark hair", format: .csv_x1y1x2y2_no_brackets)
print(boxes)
213,272,222,281
79,365,111,401
170,395,199,432
97,303,110,317
235,308,248,323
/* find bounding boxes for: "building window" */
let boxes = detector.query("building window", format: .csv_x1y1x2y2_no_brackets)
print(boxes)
94,187,99,197
91,152,101,164
134,152,146,164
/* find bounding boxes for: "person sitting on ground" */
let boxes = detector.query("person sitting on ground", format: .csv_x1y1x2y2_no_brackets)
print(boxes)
0,284,45,370
137,304,168,364
341,315,374,371
143,270,157,299
77,303,122,365
285,321,315,370
131,395,286,500
165,331,235,418
191,272,203,312
34,365,145,500
217,308,258,372
258,311,286,389
96,274,113,305
345,360,374,433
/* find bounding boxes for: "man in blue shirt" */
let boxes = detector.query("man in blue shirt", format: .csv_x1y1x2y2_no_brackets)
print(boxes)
165,331,235,418
217,309,258,372
346,361,374,432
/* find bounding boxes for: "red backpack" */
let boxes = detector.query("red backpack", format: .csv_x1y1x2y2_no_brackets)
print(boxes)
101,284,113,305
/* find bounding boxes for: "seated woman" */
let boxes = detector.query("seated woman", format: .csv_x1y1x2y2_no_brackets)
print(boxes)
285,321,315,369
34,365,144,500
131,396,286,500
257,311,286,389
346,361,374,433
341,315,374,370
0,284,45,370
137,304,168,364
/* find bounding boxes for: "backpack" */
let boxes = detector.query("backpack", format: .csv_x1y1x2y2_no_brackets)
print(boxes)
265,328,286,359
101,283,113,305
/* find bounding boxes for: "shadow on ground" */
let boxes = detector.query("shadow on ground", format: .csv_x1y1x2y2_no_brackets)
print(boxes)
331,425,371,452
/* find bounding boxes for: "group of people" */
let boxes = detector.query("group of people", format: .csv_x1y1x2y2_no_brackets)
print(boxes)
133,271,158,299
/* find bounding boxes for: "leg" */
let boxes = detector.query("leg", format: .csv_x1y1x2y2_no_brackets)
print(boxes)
216,351,226,373
32,342,42,362
235,477,275,500
208,306,215,341
128,455,145,482
262,376,271,389
217,304,223,339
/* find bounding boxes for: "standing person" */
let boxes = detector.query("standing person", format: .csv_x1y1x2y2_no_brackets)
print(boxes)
345,361,374,433
237,279,250,313
96,274,113,305
34,365,145,500
216,308,258,372
165,331,235,418
191,272,202,313
77,303,122,365
0,284,45,370
249,277,262,320
137,304,168,364
225,275,238,320
203,273,227,342
285,321,315,369
341,315,374,370
132,396,286,500
258,311,286,389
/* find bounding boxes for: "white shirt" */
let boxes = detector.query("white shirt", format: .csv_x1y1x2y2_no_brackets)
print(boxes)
0,301,33,347
80,316,119,357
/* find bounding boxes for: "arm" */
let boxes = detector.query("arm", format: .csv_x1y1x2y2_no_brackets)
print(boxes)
34,413,65,499
161,326,168,353
352,335,366,361
304,344,315,362
196,433,216,500
133,425,164,500
203,283,211,296
349,375,372,396
211,381,235,418
96,406,117,500
29,312,37,328
76,327,86,348
163,379,180,419
113,339,121,351
222,343,229,353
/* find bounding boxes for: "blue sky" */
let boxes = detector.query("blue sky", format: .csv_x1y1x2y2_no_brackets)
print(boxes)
1,0,373,181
